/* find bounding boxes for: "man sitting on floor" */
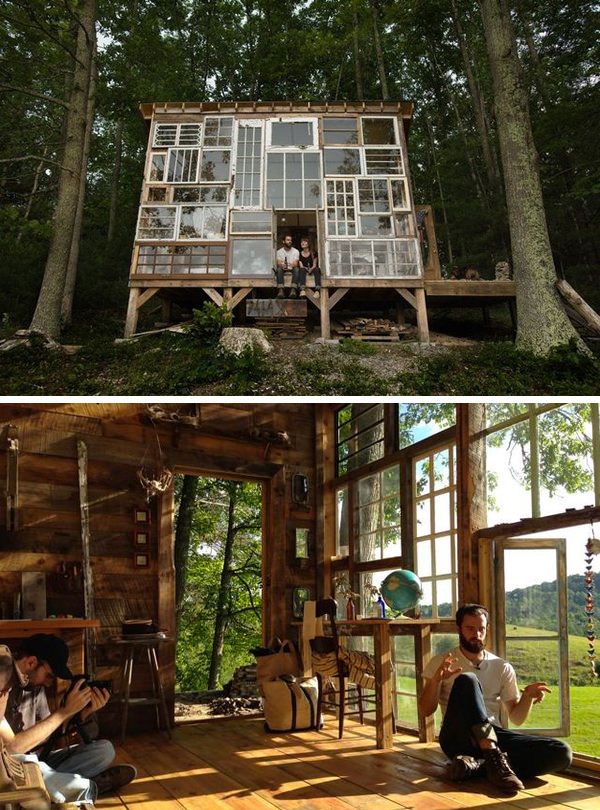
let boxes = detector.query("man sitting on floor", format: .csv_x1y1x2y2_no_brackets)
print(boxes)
1,634,135,800
419,603,572,795
273,234,300,299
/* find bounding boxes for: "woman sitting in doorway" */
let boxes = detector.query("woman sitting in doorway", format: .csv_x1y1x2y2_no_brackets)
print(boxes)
296,237,322,299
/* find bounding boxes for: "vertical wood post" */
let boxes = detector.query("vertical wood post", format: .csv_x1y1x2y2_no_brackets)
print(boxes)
124,288,141,337
320,288,331,339
373,621,394,749
6,425,19,532
415,288,429,343
77,439,95,675
414,625,435,742
157,485,176,722
161,298,172,324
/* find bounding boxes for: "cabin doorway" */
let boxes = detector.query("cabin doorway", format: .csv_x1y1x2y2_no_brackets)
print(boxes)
173,474,264,721
275,211,319,255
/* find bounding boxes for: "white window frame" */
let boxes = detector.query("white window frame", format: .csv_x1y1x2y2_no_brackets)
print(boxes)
136,205,178,241
359,214,393,238
321,116,359,146
233,120,264,209
325,178,357,237
178,205,228,241
364,147,404,176
266,151,323,210
323,146,363,176
266,117,319,149
152,122,202,148
146,151,168,183
389,178,411,211
230,210,272,235
360,116,400,146
202,116,234,147
357,177,391,214
325,238,422,279
166,148,200,184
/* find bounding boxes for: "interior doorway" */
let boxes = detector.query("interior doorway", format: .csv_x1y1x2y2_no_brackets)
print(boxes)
173,473,264,721
276,211,318,254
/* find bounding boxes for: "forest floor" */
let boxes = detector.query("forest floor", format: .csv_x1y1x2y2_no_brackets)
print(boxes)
0,310,598,395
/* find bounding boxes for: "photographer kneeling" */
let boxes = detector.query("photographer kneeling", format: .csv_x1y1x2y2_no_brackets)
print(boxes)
1,634,136,797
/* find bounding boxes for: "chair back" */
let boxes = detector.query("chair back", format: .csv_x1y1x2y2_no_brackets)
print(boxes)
310,598,340,657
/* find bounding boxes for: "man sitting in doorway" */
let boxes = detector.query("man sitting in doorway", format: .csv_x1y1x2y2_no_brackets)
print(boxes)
1,634,136,800
419,603,572,795
273,233,300,299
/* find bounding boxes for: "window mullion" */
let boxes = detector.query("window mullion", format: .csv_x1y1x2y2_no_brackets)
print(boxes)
530,405,540,518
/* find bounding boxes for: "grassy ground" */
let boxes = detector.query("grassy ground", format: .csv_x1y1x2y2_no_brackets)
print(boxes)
0,314,598,395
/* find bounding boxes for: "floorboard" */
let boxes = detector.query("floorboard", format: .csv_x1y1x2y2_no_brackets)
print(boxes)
96,717,599,810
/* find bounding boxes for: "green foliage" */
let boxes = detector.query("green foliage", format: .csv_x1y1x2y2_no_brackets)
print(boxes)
189,303,233,344
339,339,378,357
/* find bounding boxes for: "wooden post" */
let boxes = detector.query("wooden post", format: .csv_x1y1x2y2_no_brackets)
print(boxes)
77,439,95,675
556,279,600,335
373,621,394,749
414,625,435,742
6,425,19,532
415,288,430,344
395,301,406,326
320,287,331,339
124,288,141,337
161,298,172,324
157,484,176,723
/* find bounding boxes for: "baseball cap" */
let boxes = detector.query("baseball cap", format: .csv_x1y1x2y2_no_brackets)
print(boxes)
21,634,73,680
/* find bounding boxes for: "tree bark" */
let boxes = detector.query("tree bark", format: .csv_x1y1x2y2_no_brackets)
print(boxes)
370,0,389,100
16,147,48,243
106,118,124,243
207,487,237,690
174,475,199,632
450,0,502,194
352,5,364,101
28,0,97,339
479,0,584,354
61,32,97,326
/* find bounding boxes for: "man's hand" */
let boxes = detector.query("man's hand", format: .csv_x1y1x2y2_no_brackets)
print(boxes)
522,682,551,704
435,654,463,683
80,687,110,722
61,679,92,720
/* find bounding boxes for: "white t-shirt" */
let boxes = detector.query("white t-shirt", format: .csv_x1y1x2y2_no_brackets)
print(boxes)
276,246,299,268
423,646,520,727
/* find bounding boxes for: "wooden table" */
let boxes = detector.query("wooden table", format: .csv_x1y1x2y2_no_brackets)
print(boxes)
299,617,436,749
0,618,100,687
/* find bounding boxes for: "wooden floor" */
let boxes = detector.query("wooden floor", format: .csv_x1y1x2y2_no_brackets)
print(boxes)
99,716,599,810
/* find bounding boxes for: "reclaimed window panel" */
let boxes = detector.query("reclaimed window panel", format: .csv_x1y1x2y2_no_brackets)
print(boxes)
173,187,201,203
326,179,356,236
390,178,409,209
322,117,358,145
365,148,403,175
399,405,456,450
230,211,272,233
327,239,420,277
356,465,401,562
200,186,228,203
389,239,421,276
394,212,415,237
148,153,166,182
360,215,392,236
135,244,225,274
266,153,322,209
146,186,168,202
362,117,397,145
137,206,176,239
200,149,231,182
178,205,226,239
336,487,349,556
203,116,233,146
324,147,361,175
178,123,202,146
337,404,385,476
153,123,201,147
166,148,199,183
358,178,390,212
231,238,273,276
153,123,177,147
235,123,263,207
270,120,315,147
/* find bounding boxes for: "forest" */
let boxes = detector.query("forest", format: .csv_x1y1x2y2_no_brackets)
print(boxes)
0,0,598,392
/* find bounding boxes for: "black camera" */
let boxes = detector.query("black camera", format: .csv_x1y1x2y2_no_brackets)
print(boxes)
67,675,112,693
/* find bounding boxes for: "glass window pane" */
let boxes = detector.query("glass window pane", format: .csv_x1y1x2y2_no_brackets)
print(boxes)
362,118,397,144
433,450,450,490
324,148,361,174
435,535,452,576
178,206,203,238
230,211,272,233
153,124,177,147
322,117,358,145
365,148,403,175
394,212,415,236
231,239,273,276
436,578,453,618
398,404,456,449
391,179,408,208
360,215,392,236
486,423,532,524
147,186,167,202
137,206,176,239
200,186,228,203
336,487,349,556
201,149,231,181
417,540,432,578
271,120,314,147
286,153,302,179
434,493,451,534
415,499,430,538
202,206,226,238
266,181,284,208
415,458,430,496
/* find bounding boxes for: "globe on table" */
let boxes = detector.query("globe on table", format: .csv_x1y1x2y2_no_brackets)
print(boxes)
380,569,423,616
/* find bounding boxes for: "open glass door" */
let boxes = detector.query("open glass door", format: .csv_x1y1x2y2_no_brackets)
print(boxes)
494,537,570,736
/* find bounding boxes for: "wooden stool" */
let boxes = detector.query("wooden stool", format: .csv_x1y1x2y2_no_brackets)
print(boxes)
113,635,172,743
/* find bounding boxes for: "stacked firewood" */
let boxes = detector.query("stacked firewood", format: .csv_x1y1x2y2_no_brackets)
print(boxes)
225,663,261,698
207,696,262,715
255,318,306,338
333,317,415,341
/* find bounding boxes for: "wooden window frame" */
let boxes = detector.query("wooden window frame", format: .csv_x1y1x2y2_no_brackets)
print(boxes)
321,116,359,146
360,116,400,146
135,243,227,276
266,151,323,210
166,147,200,184
234,120,264,209
325,178,357,237
202,116,234,147
266,117,319,150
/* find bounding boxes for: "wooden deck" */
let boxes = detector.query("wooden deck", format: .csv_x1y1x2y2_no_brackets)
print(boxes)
101,717,599,810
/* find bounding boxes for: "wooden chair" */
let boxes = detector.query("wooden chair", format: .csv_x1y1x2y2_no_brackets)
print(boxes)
0,740,51,810
310,597,366,739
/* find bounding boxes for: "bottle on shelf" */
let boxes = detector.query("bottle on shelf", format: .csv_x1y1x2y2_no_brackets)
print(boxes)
345,596,356,620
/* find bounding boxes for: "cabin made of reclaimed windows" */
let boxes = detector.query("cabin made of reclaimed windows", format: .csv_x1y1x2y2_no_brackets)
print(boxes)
126,102,440,338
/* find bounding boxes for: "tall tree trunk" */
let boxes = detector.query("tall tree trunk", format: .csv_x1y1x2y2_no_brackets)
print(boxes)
352,6,364,101
106,118,124,243
425,117,454,265
370,0,389,99
208,489,237,690
515,5,553,110
29,0,97,340
16,147,48,243
450,0,502,194
174,475,199,632
479,0,584,354
61,34,97,327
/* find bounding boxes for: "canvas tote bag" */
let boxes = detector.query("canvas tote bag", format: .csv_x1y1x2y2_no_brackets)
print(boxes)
256,639,300,682
261,677,319,732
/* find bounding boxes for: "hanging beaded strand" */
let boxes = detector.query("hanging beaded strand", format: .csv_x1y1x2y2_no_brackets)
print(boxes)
584,526,600,680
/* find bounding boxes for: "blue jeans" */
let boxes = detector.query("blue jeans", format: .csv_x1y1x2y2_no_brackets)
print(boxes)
273,266,322,289
15,751,98,805
439,673,572,779
44,739,115,777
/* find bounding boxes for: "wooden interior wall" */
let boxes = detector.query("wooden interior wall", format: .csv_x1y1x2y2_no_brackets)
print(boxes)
0,404,317,735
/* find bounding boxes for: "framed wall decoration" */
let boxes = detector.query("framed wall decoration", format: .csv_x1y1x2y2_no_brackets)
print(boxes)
134,507,150,524
134,552,149,568
134,530,149,547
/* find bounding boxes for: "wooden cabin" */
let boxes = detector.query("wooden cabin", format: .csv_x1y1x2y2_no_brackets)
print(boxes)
1,403,598,809
125,102,516,341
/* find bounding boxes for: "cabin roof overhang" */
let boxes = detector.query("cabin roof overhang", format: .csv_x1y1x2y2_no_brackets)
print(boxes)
138,99,415,121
